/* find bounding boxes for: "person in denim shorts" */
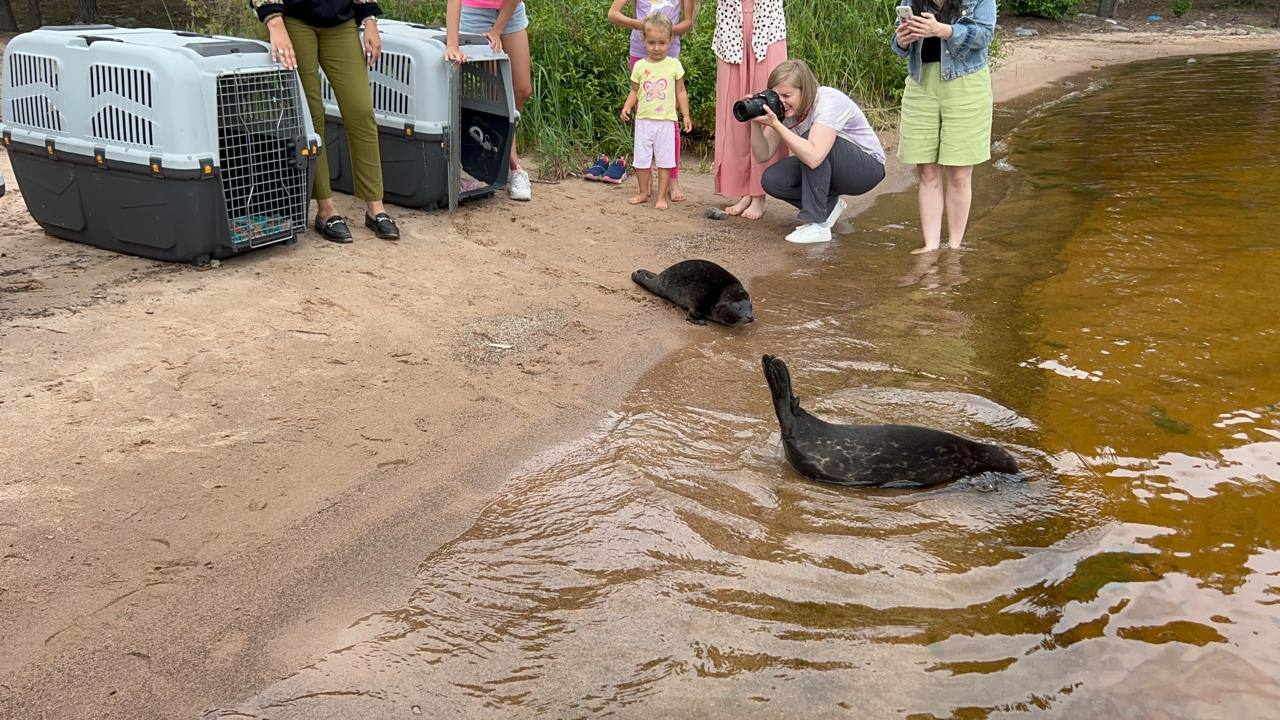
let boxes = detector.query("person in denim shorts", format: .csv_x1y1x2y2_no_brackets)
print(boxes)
446,0,534,201
892,0,995,254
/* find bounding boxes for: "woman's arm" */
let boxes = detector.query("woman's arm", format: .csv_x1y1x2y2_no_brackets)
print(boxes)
483,0,523,51
676,77,692,133
673,0,697,36
891,2,917,56
608,0,643,31
946,0,996,52
749,113,782,163
445,0,466,63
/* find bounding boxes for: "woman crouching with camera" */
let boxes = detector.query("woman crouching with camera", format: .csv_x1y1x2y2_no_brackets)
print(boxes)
749,59,886,244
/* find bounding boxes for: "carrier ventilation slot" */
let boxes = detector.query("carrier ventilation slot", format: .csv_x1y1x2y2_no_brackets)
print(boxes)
460,60,505,114
4,53,64,131
369,51,412,117
216,69,311,248
89,65,156,147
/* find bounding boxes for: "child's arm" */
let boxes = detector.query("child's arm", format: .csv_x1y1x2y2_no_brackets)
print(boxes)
621,82,639,121
444,0,466,64
673,0,697,36
608,0,644,31
676,77,691,133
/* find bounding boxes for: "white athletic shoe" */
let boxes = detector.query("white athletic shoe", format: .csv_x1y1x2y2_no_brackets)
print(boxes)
508,168,532,201
785,223,832,244
823,197,847,228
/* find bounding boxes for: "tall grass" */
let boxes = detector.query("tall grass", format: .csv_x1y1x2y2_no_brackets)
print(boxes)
188,0,913,178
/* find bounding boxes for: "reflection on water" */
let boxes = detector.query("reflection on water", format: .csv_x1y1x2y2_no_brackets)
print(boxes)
212,53,1280,718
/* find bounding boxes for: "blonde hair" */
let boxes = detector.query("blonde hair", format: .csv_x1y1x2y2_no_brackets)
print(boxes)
642,11,673,40
767,59,819,122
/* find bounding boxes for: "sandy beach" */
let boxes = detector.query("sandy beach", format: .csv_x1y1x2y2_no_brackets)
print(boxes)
2,26,1279,719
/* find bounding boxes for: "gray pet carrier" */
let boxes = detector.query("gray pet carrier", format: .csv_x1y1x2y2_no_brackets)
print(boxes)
321,20,517,211
1,26,320,263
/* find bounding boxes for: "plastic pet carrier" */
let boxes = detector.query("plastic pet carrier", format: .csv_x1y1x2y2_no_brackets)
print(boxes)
1,26,320,263
322,20,516,211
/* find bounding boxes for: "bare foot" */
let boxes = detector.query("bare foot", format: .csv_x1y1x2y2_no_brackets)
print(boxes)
741,196,766,221
655,197,669,210
669,180,686,203
724,196,751,216
947,239,963,250
628,193,651,205
910,245,941,255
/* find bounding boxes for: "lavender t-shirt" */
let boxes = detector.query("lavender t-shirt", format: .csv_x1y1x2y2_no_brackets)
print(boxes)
787,87,886,164
629,0,683,59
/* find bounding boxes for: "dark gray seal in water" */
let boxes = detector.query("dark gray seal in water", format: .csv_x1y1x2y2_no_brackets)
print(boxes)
762,354,1019,488
632,259,754,326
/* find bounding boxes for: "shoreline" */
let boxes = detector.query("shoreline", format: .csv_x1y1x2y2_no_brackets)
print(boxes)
2,29,1278,719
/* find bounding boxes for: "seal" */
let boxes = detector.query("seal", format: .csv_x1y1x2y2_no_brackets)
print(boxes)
761,354,1019,488
631,260,754,326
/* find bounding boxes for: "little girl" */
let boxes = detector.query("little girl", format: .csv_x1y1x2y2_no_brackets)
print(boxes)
620,13,692,210
608,0,697,202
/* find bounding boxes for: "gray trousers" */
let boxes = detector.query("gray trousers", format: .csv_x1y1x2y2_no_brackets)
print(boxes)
761,135,886,224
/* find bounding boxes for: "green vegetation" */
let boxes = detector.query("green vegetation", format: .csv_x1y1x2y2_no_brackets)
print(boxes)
186,0,927,177
999,0,1080,19
1171,0,1193,17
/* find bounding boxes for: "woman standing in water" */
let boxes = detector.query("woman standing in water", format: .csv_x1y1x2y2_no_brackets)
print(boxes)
892,0,995,253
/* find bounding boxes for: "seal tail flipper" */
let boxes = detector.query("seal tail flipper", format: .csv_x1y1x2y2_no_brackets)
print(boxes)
762,354,799,438
632,269,659,294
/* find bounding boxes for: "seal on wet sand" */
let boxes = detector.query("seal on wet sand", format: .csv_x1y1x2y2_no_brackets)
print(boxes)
761,354,1019,488
632,260,754,326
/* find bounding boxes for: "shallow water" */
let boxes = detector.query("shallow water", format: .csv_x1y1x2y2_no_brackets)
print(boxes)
213,52,1280,719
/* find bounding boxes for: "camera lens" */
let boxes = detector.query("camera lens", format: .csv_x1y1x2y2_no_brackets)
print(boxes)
733,96,764,122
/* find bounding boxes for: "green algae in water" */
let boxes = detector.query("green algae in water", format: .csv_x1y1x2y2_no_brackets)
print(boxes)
1148,405,1192,434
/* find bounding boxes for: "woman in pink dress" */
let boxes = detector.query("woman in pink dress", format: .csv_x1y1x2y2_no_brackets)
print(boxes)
713,0,787,220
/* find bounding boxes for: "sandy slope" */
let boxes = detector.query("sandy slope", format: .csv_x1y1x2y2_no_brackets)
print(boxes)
1,28,1277,719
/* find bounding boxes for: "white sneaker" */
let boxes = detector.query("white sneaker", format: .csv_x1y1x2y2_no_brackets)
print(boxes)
785,223,832,244
823,197,847,228
508,168,532,201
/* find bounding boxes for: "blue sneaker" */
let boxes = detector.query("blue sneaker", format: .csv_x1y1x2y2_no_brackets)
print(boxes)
601,156,628,184
583,154,609,181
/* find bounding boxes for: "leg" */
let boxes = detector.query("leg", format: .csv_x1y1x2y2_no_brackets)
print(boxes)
284,18,333,217
630,168,652,205
655,168,671,210
501,28,533,173
943,164,974,249
318,20,385,216
761,156,804,212
914,162,944,254
668,121,685,202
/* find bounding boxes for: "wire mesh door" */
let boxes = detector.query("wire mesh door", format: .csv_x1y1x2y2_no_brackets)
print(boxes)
216,69,311,248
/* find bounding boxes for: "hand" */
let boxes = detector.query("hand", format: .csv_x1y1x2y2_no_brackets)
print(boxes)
483,28,503,53
267,21,296,70
363,21,382,66
620,106,631,122
750,103,779,128
907,11,948,39
682,116,692,133
445,43,467,64
895,20,920,47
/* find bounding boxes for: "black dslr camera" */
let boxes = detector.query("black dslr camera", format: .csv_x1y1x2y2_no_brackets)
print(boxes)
733,88,784,122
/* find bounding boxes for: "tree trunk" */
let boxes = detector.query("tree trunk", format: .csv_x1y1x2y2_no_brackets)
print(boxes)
26,0,41,29
77,0,98,23
1096,0,1120,18
0,0,19,32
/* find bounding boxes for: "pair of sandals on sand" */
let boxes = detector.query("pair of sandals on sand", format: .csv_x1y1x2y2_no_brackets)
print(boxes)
583,154,628,184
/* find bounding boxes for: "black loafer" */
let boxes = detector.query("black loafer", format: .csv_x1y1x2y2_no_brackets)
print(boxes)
365,212,400,240
314,214,352,243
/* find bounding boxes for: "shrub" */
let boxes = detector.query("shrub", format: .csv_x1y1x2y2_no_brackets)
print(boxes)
1171,0,1193,17
1000,0,1081,20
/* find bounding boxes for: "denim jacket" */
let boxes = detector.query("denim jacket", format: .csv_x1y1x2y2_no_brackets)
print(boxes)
891,0,996,82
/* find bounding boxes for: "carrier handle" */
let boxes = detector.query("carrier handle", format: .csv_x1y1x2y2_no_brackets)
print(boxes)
79,35,124,46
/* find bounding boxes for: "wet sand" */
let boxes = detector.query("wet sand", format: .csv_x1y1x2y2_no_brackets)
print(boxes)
2,29,1278,719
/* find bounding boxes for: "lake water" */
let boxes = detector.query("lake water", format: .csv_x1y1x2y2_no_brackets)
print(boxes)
211,51,1280,719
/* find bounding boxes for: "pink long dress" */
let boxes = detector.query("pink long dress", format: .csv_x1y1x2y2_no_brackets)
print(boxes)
713,0,788,198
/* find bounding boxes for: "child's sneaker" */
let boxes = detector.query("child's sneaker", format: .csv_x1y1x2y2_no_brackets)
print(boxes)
601,156,628,184
508,167,532,201
583,154,610,181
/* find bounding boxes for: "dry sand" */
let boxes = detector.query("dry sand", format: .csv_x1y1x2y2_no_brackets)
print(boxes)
2,27,1278,719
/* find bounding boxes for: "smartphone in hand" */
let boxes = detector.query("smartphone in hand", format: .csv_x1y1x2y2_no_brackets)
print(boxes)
895,5,914,21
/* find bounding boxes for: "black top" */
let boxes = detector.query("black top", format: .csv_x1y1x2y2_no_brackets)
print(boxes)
252,0,382,28
921,36,941,63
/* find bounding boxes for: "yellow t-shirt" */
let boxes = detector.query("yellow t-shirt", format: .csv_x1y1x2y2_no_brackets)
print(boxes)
630,57,685,122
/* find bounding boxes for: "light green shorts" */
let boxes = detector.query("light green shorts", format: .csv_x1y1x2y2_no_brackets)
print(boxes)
897,63,993,167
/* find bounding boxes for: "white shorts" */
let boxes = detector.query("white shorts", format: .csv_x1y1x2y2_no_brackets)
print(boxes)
633,118,676,170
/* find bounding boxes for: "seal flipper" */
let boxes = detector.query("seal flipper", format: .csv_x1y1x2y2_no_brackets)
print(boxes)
685,311,707,325
762,354,800,438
